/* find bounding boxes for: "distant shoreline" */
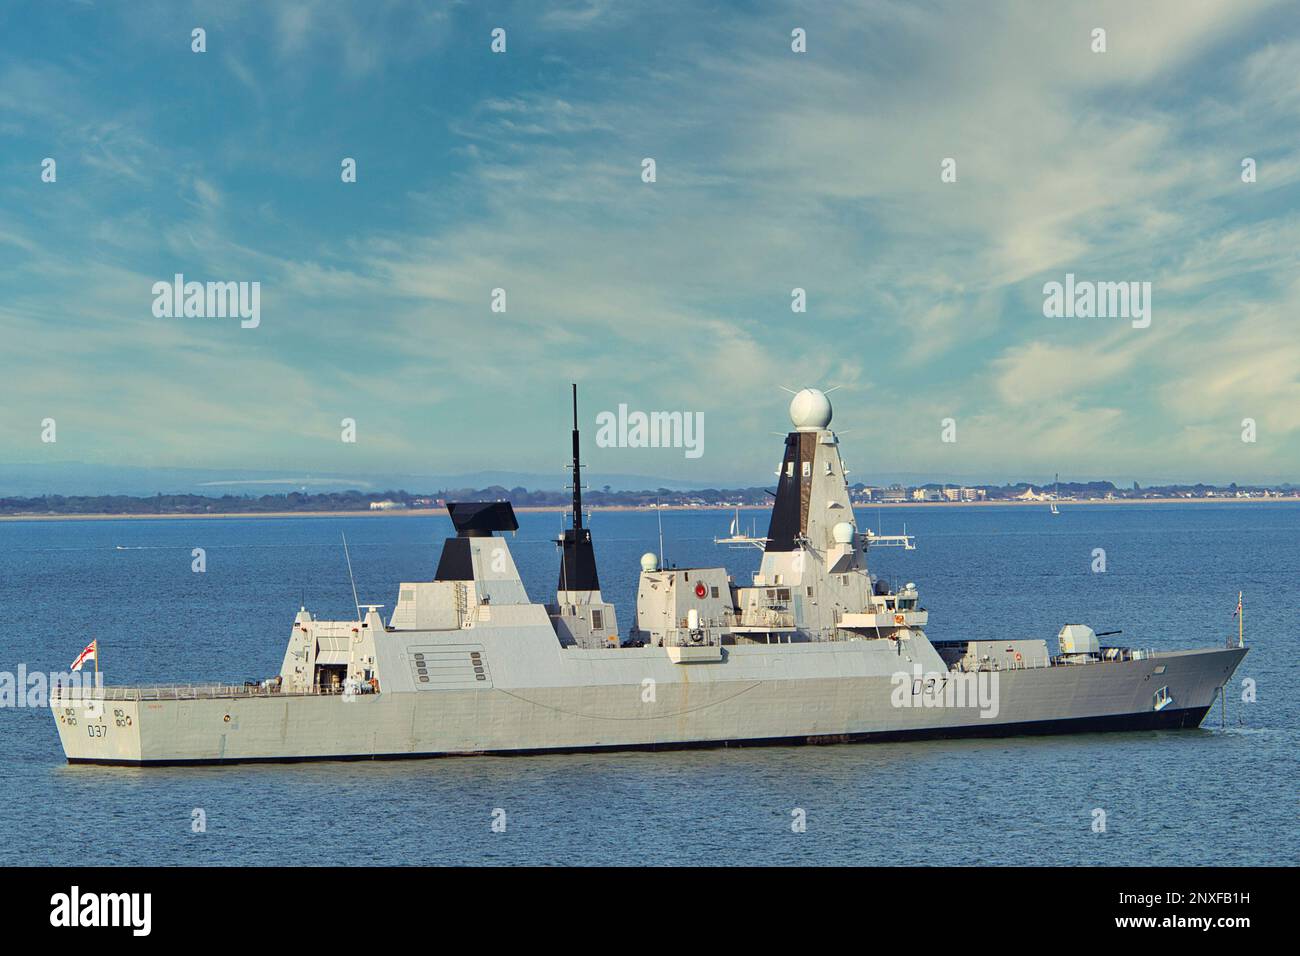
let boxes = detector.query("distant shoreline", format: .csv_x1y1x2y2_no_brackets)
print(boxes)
0,496,1296,522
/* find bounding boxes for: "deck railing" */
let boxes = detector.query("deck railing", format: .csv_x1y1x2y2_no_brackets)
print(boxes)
51,683,372,702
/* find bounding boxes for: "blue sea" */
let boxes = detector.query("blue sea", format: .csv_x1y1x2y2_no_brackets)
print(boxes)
0,504,1294,866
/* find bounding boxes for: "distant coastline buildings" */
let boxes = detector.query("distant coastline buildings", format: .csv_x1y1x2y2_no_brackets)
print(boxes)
0,482,1294,518
853,485,988,504
847,481,1291,506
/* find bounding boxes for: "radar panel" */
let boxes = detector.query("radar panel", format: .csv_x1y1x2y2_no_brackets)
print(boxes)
447,501,519,537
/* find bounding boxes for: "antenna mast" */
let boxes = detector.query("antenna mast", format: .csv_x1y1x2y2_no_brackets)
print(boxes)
555,384,601,596
570,383,583,531
342,532,361,622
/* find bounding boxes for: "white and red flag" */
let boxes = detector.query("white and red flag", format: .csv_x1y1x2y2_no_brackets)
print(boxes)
71,639,97,672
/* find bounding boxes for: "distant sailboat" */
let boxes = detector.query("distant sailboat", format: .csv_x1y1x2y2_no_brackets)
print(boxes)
715,505,767,549
1050,473,1062,515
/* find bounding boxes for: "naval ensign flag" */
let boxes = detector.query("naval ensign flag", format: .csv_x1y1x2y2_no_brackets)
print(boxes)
71,639,97,673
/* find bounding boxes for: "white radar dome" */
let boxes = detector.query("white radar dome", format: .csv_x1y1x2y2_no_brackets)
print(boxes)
789,388,832,431
832,521,855,544
640,552,660,572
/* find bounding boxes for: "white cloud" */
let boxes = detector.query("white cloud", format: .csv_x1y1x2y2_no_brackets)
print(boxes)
5,0,1300,483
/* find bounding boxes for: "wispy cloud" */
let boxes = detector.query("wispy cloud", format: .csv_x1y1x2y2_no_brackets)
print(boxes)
2,0,1298,485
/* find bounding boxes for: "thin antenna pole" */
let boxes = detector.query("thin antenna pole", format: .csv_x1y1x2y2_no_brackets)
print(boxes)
342,532,361,621
657,498,665,567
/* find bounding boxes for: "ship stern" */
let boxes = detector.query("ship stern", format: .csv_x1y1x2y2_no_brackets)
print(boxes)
50,693,144,764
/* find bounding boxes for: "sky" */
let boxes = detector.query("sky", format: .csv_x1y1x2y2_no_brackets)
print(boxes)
2,0,1299,490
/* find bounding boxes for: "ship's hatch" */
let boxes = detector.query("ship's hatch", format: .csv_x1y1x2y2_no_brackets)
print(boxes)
315,635,350,691
315,637,350,665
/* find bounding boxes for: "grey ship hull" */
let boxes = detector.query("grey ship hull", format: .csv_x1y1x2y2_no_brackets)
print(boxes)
52,639,1245,766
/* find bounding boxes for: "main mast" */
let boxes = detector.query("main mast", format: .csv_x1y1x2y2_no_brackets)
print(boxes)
557,383,599,595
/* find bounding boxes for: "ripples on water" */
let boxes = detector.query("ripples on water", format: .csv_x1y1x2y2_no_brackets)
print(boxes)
1,504,1294,865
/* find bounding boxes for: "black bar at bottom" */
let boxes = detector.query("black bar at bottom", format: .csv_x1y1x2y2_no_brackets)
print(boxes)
0,866,1278,939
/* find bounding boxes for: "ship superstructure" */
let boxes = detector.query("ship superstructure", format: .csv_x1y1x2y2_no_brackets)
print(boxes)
631,387,927,653
50,388,1247,765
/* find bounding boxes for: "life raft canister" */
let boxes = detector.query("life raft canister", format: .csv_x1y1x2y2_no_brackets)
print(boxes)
694,582,708,598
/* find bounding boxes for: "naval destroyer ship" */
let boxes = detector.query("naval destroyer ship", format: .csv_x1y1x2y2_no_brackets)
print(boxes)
50,388,1246,764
